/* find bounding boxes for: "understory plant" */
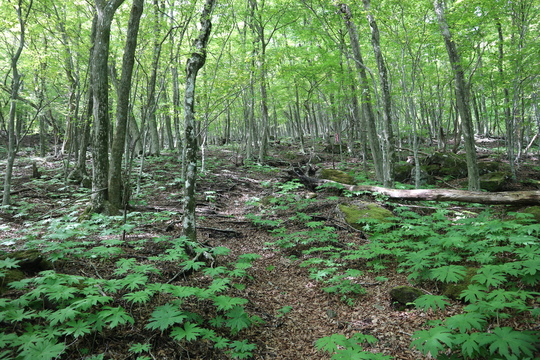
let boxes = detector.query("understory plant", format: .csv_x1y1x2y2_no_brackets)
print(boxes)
0,216,261,360
247,180,540,359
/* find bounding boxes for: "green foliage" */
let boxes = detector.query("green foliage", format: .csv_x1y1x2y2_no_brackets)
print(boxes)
250,191,539,359
0,224,260,359
316,333,392,359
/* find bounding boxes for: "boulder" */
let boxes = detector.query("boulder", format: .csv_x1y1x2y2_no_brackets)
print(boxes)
480,171,510,192
338,202,394,230
389,286,424,307
317,169,356,185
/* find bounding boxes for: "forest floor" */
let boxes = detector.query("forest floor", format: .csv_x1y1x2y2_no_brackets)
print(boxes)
1,141,539,359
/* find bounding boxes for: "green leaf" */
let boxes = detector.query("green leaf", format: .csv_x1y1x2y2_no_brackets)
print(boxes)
225,306,252,333
460,284,488,303
228,340,256,359
213,296,248,311
98,306,134,328
444,313,486,333
485,327,537,359
49,307,80,326
170,322,202,341
145,303,186,331
414,295,450,312
472,266,506,287
123,290,153,304
315,333,348,353
129,343,151,354
411,326,454,356
453,332,485,359
429,265,467,283
19,339,65,360
0,258,20,269
63,319,93,338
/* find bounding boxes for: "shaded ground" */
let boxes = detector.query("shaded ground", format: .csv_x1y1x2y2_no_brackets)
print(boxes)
1,142,539,359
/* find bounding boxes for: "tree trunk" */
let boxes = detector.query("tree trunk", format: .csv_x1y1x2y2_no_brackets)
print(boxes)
182,0,216,242
91,0,125,213
308,179,540,206
2,0,29,207
362,0,395,187
433,0,480,191
108,0,144,209
338,3,384,183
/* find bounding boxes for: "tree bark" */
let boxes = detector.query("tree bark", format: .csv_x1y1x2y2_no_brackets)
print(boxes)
318,180,540,205
433,0,480,191
362,0,395,187
2,0,30,207
338,3,384,183
108,0,144,209
91,0,125,213
183,0,216,242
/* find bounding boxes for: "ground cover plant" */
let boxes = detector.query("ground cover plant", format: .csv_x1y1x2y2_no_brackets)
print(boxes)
1,144,539,359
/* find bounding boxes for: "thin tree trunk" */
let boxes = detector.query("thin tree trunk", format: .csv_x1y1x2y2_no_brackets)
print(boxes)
182,0,216,242
2,0,30,207
108,0,144,209
363,0,394,187
433,0,479,191
338,3,384,183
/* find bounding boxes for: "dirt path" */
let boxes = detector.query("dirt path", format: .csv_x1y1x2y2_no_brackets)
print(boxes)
195,167,427,359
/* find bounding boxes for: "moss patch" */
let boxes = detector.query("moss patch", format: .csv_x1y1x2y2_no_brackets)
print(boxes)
389,286,424,308
339,202,393,230
317,169,356,185
518,206,540,223
0,249,53,274
441,267,478,300
480,171,509,192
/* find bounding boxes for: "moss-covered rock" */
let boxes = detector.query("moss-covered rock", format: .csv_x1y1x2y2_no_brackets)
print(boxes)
480,171,509,192
317,169,356,185
394,163,413,183
0,269,25,294
518,206,540,223
0,249,53,274
441,267,478,300
389,286,424,307
338,202,393,230
422,151,467,179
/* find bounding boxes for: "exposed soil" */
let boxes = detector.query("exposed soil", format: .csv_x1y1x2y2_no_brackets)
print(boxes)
1,143,538,359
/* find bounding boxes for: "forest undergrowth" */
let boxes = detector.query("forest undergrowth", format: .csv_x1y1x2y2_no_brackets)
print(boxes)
0,143,539,360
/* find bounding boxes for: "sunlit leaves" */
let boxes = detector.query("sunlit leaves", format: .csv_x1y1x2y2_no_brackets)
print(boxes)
145,303,186,331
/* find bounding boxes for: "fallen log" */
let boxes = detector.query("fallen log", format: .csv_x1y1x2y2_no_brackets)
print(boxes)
318,179,540,205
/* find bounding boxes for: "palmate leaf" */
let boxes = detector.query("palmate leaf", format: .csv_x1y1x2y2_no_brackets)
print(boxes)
315,333,349,353
170,322,202,341
145,303,186,331
225,306,252,333
414,295,450,312
453,332,486,359
213,295,248,311
63,319,93,338
472,266,506,287
49,307,79,326
19,339,66,360
98,306,134,328
429,265,467,283
411,326,454,356
444,313,486,333
486,327,537,359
